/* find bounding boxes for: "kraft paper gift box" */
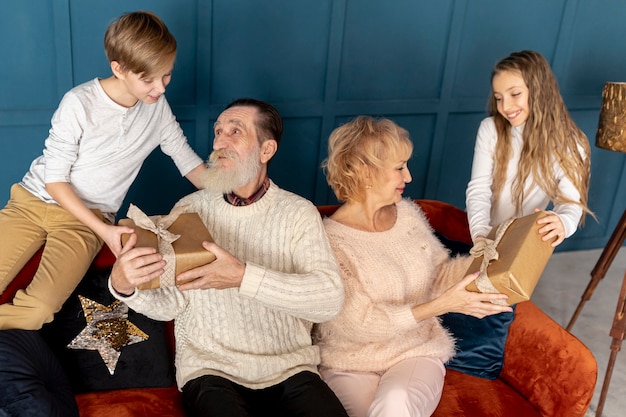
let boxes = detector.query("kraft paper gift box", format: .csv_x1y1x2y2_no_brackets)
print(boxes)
119,204,216,290
465,211,555,305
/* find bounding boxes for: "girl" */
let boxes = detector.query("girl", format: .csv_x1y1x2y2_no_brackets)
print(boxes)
466,50,592,248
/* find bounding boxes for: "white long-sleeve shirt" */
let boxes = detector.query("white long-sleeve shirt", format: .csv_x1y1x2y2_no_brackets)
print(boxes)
20,78,203,221
110,182,344,390
466,117,583,241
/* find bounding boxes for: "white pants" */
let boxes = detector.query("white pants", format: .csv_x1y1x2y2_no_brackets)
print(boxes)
320,356,445,417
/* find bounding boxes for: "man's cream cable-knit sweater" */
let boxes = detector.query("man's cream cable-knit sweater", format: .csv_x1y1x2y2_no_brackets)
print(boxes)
110,181,344,390
314,199,472,373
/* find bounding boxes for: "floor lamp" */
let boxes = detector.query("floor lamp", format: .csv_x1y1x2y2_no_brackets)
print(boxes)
566,81,626,417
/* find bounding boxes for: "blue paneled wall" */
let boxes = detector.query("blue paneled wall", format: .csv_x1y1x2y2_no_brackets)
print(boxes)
1,0,625,252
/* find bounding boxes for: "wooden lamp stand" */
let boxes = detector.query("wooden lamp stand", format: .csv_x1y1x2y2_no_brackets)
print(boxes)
566,209,626,416
566,81,626,417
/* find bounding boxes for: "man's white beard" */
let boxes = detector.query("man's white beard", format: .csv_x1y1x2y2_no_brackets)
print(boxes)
201,146,262,194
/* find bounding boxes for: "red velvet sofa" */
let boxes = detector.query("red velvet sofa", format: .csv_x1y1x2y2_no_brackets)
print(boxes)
1,200,597,417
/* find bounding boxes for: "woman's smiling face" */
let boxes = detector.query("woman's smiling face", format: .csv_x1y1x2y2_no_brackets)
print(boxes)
370,156,412,205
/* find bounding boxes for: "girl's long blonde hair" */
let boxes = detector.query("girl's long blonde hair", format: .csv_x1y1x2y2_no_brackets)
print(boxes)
488,50,592,223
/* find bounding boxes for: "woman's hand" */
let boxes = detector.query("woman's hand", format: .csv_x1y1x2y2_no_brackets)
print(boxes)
535,208,565,247
442,273,513,318
413,272,513,321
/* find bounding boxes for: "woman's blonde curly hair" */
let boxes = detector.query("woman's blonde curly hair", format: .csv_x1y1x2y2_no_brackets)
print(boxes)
322,116,413,202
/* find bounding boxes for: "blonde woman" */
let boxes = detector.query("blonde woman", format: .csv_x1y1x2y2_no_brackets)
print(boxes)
314,116,511,417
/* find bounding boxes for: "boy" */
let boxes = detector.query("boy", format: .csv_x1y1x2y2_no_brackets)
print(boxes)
0,10,206,330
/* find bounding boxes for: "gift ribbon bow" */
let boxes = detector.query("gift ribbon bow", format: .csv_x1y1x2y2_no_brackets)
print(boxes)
469,218,515,305
126,204,189,286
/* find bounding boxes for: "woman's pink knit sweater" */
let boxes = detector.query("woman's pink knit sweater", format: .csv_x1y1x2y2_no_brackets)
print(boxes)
314,199,472,372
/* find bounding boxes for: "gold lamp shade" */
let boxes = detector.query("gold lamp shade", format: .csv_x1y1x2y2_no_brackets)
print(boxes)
596,82,626,153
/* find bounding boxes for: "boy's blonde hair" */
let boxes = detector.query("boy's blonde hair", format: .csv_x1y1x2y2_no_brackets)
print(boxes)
104,10,176,76
323,116,413,202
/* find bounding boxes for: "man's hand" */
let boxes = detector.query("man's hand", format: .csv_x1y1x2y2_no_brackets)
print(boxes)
110,233,166,295
176,241,245,291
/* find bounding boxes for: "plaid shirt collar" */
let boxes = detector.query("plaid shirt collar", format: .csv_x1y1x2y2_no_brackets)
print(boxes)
224,176,270,206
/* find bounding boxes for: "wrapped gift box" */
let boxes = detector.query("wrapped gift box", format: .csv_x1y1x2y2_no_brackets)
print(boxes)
465,211,555,305
119,205,216,290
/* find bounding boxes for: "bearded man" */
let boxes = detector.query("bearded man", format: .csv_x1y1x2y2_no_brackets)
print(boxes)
108,98,348,417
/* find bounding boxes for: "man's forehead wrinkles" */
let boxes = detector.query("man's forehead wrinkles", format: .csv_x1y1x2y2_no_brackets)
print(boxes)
214,118,245,128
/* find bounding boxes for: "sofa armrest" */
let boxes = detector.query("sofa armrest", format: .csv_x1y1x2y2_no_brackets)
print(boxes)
501,301,597,417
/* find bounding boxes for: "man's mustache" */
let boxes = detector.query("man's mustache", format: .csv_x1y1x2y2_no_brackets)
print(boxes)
208,150,238,166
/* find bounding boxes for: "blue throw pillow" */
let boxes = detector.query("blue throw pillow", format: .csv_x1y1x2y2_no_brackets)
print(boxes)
434,231,515,380
0,329,79,417
440,309,515,379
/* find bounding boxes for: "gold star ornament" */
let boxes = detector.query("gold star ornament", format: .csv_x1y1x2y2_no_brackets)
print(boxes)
68,295,149,375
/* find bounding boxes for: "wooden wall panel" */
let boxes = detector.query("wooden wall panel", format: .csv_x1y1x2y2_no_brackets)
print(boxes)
1,0,624,251
0,2,58,109
210,0,333,103
338,0,453,101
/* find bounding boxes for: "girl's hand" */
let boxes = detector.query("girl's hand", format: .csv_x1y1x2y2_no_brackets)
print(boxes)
534,208,565,247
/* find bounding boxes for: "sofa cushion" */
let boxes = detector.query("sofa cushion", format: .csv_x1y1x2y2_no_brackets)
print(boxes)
39,266,174,393
433,369,541,417
0,329,79,417
501,301,597,417
75,386,184,417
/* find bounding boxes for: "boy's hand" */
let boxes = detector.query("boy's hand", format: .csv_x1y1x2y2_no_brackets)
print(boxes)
535,208,565,247
102,224,136,257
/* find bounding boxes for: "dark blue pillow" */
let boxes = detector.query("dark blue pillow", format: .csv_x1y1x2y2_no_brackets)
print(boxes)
440,310,515,379
0,329,78,417
433,231,472,257
434,231,515,380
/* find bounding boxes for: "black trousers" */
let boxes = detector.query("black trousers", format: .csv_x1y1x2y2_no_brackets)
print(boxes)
182,371,348,417
0,330,79,417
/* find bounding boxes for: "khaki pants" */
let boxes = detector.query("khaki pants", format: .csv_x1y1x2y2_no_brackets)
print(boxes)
0,184,106,330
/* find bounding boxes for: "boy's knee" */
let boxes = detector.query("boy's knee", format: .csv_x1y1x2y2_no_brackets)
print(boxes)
0,302,55,331
23,302,57,330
